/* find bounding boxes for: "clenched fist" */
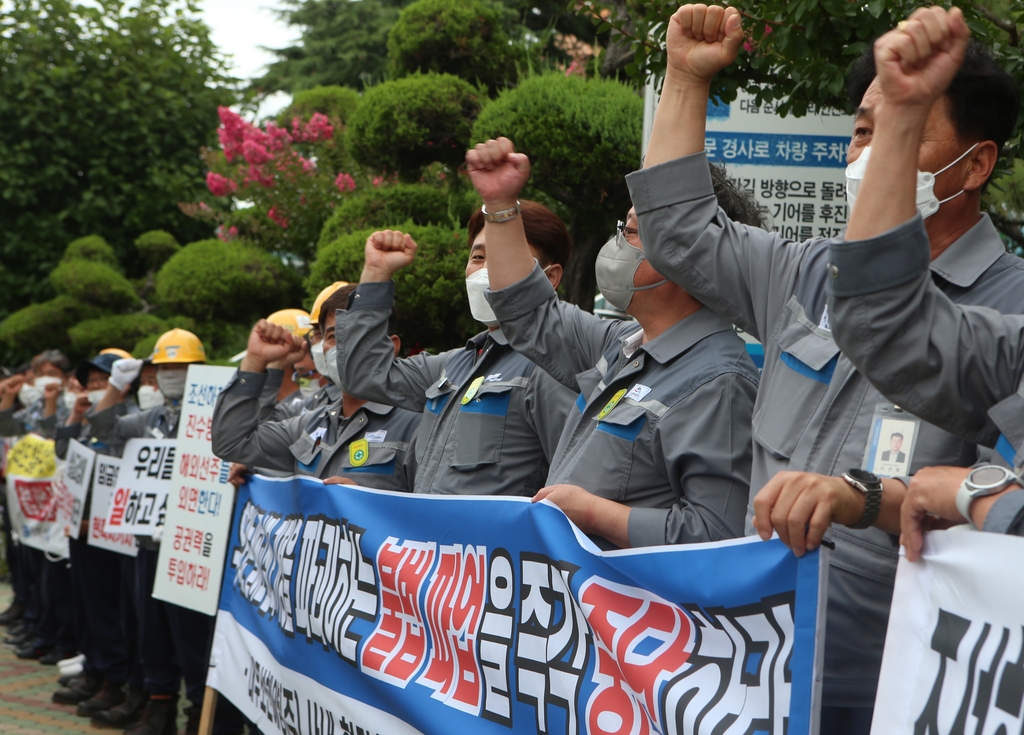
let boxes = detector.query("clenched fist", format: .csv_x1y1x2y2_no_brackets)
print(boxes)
466,137,530,211
666,4,744,84
241,319,306,373
360,230,418,283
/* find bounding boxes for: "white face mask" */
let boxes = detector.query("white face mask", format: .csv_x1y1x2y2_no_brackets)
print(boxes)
19,375,60,407
846,143,979,220
466,268,499,326
323,345,341,388
87,389,108,406
297,377,319,399
156,370,187,401
136,385,164,410
311,340,330,380
63,391,80,411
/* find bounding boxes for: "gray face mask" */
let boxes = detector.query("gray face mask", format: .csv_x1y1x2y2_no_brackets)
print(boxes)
594,229,667,311
324,345,341,389
156,370,187,401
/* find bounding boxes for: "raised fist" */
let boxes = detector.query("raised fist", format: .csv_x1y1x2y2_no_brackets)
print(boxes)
0,374,24,409
873,7,970,112
466,137,530,209
110,358,143,391
244,319,306,371
72,393,92,418
666,4,744,83
361,230,418,283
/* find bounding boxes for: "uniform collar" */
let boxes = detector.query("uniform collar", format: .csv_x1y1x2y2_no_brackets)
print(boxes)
930,213,1006,288
467,327,508,350
360,401,394,416
628,307,733,365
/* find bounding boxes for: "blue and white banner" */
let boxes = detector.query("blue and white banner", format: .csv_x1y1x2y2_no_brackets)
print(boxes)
208,475,826,735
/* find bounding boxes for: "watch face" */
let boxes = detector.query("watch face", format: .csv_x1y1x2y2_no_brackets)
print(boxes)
847,468,881,485
969,465,1011,490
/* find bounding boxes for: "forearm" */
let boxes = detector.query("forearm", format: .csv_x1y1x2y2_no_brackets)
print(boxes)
644,71,710,168
94,384,124,413
585,498,632,549
482,212,533,291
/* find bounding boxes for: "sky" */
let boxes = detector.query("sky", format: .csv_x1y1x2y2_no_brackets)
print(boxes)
196,0,300,118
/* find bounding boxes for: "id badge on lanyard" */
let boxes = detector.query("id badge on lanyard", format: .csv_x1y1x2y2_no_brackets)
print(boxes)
862,402,921,478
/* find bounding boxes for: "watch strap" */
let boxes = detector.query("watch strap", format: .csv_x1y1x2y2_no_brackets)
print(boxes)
955,481,977,529
844,472,883,530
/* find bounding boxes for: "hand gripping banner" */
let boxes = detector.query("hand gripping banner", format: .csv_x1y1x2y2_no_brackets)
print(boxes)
208,475,826,735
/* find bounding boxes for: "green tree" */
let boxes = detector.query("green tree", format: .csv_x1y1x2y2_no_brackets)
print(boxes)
0,0,234,326
349,74,484,179
472,73,642,308
278,86,362,125
309,223,476,351
388,0,520,91
68,314,169,356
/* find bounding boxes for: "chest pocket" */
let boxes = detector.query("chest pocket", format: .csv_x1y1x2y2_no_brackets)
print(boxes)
341,444,398,475
573,402,647,501
752,314,840,460
416,379,454,462
289,433,323,476
451,382,514,471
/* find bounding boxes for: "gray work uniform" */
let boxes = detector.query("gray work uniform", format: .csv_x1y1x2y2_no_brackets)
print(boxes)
211,370,420,492
0,398,69,438
336,281,577,496
259,369,339,422
826,215,1024,539
89,401,183,446
486,264,758,546
55,402,140,459
628,152,1024,707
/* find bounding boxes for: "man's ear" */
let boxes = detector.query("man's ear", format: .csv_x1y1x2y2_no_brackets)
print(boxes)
545,263,563,290
964,140,999,192
390,334,401,357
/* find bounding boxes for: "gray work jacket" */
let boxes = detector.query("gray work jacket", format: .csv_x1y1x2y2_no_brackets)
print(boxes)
628,152,1024,707
89,402,182,446
827,215,1024,538
0,399,68,439
486,265,758,547
211,370,420,492
257,369,332,423
336,281,576,496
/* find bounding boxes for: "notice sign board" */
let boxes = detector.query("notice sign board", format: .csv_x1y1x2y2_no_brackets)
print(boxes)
104,438,177,535
152,364,237,615
704,91,854,240
89,453,138,556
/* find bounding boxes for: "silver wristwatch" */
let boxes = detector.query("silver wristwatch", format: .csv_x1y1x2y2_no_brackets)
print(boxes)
842,469,883,529
955,465,1022,529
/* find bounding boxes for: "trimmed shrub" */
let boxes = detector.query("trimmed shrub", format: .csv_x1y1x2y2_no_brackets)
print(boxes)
50,260,140,310
279,86,360,125
0,296,105,354
387,0,518,91
61,235,119,269
318,183,478,247
348,74,482,177
135,230,181,270
308,223,476,352
155,239,301,322
68,313,168,355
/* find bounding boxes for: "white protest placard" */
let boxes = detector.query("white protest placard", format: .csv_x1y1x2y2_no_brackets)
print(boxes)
104,438,176,536
58,439,96,539
152,364,237,615
872,529,1024,733
89,453,138,556
4,434,66,556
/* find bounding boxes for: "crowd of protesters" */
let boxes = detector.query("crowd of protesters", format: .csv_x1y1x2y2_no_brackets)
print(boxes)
2,5,1024,734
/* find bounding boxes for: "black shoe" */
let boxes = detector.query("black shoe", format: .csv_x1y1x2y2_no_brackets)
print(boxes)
90,687,147,729
76,679,125,716
3,630,32,647
0,602,25,626
16,643,51,660
40,648,75,666
52,673,102,704
125,696,178,735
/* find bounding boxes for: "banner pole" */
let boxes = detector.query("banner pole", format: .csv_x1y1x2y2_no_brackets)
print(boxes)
197,686,218,735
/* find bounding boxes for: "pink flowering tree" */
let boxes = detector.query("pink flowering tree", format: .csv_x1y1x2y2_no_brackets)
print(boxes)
189,107,364,261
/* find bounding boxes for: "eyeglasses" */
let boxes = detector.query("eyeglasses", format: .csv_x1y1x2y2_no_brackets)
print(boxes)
292,368,317,382
616,220,641,245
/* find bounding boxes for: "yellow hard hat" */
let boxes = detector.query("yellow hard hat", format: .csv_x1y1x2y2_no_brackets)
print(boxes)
100,348,133,361
310,281,349,323
150,328,206,364
267,308,313,337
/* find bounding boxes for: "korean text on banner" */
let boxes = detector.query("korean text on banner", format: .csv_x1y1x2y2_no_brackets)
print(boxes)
89,453,138,556
59,439,96,540
152,364,237,615
208,475,827,735
104,438,177,535
872,529,1024,734
4,433,67,556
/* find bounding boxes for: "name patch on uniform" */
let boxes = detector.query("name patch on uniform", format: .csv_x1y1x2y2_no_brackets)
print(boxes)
349,439,369,467
308,427,327,447
150,427,166,439
818,305,831,331
596,389,627,420
364,430,387,443
461,376,485,405
625,384,652,402
485,373,502,383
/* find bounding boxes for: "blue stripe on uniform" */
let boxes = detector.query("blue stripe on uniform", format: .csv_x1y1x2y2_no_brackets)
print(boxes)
595,414,647,442
344,459,396,475
575,393,586,413
996,433,1017,467
460,392,511,416
779,352,837,384
426,395,449,415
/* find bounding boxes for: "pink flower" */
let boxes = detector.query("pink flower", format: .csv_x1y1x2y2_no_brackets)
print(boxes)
216,225,239,242
264,122,292,152
247,164,274,188
565,60,585,78
206,172,237,197
242,139,272,165
267,207,289,229
372,175,384,188
300,156,316,173
743,39,754,53
334,172,356,193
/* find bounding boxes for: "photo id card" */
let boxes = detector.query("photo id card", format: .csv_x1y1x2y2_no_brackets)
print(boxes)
862,403,921,478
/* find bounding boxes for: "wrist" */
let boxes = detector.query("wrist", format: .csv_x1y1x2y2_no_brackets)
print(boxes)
239,355,269,373
483,197,519,212
664,66,714,92
360,266,394,283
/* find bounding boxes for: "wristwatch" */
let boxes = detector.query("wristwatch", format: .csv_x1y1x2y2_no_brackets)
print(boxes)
955,465,1022,529
842,469,883,529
